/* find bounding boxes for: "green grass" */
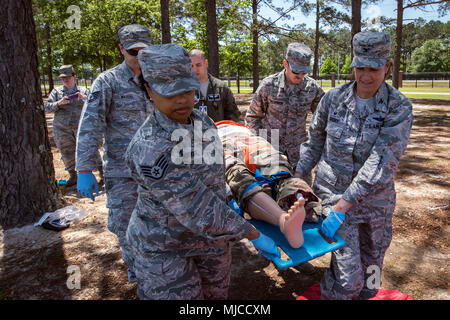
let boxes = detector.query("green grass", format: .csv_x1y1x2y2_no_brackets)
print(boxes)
397,87,450,93
402,93,450,100
41,80,450,100
320,87,450,100
230,87,254,94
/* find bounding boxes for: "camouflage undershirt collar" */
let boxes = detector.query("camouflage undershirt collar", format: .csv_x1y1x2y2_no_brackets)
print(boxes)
342,81,389,118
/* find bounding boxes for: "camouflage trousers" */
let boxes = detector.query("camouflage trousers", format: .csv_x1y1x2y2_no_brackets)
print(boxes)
320,212,393,300
53,123,77,172
104,177,138,268
135,246,232,300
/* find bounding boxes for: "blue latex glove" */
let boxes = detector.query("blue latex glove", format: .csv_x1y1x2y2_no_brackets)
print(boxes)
250,232,281,259
77,172,99,201
321,210,345,240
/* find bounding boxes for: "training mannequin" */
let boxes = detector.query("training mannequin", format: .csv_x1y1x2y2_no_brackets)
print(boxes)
217,121,323,249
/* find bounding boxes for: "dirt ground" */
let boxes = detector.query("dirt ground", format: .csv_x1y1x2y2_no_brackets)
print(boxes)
0,94,448,300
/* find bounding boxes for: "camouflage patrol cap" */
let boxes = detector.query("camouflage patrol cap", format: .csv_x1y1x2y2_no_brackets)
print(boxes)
118,24,152,50
138,44,200,97
59,65,75,77
350,31,391,68
285,43,312,74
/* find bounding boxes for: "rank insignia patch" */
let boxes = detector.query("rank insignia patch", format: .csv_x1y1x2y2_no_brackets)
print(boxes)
88,91,100,103
140,154,169,180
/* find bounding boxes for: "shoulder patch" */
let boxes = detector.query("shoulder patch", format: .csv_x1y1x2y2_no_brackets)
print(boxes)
140,154,169,180
88,91,100,103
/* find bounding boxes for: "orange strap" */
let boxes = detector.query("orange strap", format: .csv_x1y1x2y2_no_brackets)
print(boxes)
215,120,246,128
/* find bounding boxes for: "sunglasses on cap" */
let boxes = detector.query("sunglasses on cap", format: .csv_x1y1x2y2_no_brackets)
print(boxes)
126,48,139,56
288,62,304,75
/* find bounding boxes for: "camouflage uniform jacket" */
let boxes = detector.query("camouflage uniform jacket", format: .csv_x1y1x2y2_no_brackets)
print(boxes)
296,81,413,223
45,85,89,128
75,61,153,177
125,108,253,257
194,74,241,123
245,70,324,166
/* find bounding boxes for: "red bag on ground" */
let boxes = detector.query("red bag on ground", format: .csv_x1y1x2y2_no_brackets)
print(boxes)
297,283,414,300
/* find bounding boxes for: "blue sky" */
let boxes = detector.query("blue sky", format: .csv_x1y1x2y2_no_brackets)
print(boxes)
259,0,449,31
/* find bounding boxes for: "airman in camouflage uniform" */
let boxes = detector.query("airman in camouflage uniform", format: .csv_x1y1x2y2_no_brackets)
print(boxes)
295,32,413,299
45,65,92,186
75,24,153,282
189,49,241,122
245,43,324,174
124,44,279,300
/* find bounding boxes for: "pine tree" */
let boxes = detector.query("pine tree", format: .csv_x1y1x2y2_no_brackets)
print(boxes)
320,57,338,75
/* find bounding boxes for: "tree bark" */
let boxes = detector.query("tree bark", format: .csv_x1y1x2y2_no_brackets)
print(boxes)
351,0,362,60
252,0,259,92
313,0,320,79
393,0,403,89
160,0,171,44
205,0,219,77
0,0,60,229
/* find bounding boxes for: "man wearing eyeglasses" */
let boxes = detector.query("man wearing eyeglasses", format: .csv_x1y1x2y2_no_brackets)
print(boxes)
245,43,324,185
75,24,153,283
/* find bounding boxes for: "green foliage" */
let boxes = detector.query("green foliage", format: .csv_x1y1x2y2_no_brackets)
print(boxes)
320,57,337,75
220,32,253,77
383,19,450,72
410,39,449,72
32,0,450,81
34,0,160,76
341,55,351,74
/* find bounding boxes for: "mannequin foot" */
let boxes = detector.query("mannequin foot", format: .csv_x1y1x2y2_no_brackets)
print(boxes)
279,197,306,248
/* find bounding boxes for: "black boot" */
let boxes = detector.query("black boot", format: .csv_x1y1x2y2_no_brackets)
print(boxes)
66,170,77,187
98,166,104,187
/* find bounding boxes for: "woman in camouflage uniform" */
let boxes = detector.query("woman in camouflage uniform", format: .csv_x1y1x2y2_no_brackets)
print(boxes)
295,32,414,299
124,44,282,300
45,65,92,186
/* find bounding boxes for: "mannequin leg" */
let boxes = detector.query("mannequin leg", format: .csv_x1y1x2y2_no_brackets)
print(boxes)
246,192,306,248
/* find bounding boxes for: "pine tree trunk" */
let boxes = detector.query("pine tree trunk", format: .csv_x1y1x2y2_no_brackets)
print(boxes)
252,0,259,93
393,0,403,89
313,0,320,79
351,0,362,60
205,0,219,77
0,0,60,229
160,0,171,44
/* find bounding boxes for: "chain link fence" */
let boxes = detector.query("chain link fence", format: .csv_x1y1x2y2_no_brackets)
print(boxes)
40,72,450,96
